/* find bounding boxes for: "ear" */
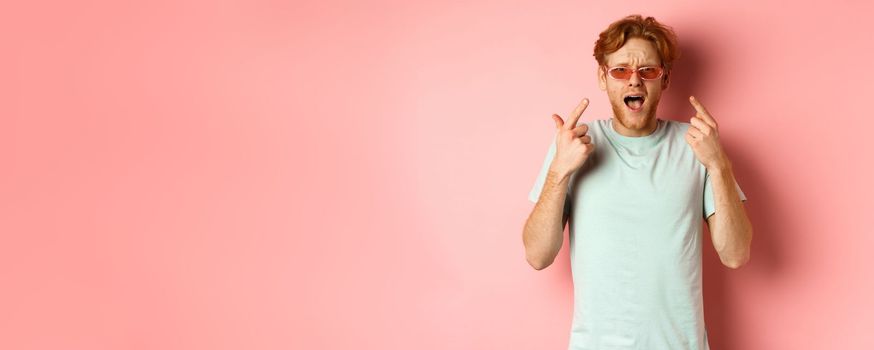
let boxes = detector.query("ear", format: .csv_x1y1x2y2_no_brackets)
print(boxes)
598,66,607,91
662,71,670,90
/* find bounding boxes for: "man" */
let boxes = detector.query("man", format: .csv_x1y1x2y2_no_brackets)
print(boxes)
522,15,753,350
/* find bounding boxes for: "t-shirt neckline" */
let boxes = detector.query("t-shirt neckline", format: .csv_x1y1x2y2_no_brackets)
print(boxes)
607,118,665,147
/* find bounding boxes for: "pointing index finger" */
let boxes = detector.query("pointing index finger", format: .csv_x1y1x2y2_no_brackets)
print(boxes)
566,98,589,129
689,96,717,127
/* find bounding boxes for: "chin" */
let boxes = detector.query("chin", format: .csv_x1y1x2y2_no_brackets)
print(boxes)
623,113,653,129
611,103,653,130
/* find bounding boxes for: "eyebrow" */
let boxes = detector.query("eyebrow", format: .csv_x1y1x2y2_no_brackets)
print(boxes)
613,62,660,67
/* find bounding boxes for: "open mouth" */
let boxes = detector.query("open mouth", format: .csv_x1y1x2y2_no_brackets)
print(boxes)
623,95,645,112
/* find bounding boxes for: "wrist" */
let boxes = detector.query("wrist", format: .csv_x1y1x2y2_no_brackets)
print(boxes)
707,161,732,176
547,167,572,182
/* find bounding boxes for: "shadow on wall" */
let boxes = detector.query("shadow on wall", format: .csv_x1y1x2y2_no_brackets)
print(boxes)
657,39,703,122
663,36,786,349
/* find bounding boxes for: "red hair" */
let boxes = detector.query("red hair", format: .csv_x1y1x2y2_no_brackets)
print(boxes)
593,15,681,79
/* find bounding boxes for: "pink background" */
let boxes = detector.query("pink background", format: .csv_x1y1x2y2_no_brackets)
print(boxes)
3,0,873,349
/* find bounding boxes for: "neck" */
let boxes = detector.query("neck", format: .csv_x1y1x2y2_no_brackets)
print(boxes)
612,117,659,137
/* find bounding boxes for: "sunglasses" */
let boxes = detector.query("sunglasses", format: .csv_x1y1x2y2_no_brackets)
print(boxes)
604,65,665,80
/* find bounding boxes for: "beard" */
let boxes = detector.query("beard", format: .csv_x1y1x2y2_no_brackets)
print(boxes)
609,95,659,133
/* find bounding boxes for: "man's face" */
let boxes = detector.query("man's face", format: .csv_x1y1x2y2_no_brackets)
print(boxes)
598,37,670,135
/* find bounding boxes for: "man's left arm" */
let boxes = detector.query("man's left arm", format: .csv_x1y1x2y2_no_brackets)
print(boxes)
705,164,753,268
685,95,754,269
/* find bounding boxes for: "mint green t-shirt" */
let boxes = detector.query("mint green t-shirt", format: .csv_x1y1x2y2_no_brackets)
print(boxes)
528,118,747,350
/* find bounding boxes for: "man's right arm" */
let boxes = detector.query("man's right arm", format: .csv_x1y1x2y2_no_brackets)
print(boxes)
523,97,593,270
523,169,571,270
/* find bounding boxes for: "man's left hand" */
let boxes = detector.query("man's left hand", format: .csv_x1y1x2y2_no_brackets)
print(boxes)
685,95,730,171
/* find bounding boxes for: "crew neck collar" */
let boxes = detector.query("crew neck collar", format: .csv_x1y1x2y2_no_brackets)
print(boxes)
607,118,666,147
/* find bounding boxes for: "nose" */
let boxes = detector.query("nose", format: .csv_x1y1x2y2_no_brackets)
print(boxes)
627,70,642,87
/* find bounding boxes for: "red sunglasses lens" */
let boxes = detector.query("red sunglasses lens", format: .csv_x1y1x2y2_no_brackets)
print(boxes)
639,67,662,79
609,67,632,79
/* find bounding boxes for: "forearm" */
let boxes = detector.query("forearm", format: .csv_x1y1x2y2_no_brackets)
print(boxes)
523,170,569,270
708,163,753,267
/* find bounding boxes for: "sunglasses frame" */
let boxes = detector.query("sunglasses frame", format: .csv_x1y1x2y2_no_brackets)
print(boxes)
603,65,665,81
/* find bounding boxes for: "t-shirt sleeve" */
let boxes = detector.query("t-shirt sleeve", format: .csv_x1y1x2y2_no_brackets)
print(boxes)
528,134,572,215
703,168,748,219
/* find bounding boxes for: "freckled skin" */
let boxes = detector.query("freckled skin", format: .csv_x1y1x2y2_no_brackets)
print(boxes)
597,37,670,137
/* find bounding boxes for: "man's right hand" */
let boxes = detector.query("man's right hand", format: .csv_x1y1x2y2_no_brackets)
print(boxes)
549,98,596,178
